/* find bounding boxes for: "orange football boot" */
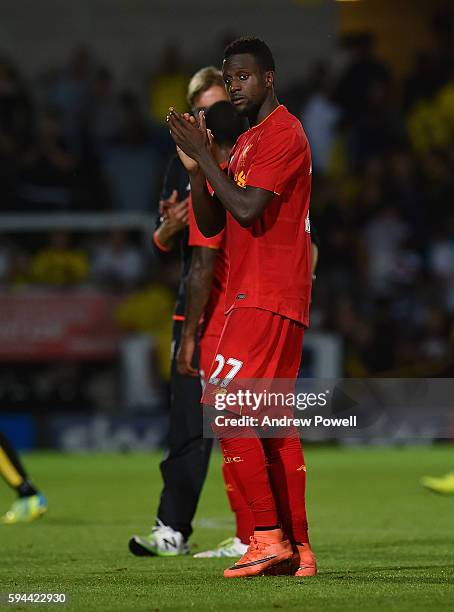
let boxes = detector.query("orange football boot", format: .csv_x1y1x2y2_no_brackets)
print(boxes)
264,543,317,576
223,528,293,578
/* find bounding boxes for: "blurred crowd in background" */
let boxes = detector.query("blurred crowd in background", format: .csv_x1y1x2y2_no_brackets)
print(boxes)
0,12,453,415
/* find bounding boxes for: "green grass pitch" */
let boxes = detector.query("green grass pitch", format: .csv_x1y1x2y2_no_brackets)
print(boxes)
1,446,454,611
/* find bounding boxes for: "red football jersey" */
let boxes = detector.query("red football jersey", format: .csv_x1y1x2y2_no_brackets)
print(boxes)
188,194,228,339
224,104,312,326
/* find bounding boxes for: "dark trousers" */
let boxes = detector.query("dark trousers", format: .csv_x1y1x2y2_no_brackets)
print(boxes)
156,320,213,539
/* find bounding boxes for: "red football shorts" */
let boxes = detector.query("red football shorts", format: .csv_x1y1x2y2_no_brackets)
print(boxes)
199,308,226,387
201,307,304,415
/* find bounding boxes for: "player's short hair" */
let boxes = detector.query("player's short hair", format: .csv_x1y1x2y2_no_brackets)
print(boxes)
186,66,225,108
224,37,275,72
205,101,245,148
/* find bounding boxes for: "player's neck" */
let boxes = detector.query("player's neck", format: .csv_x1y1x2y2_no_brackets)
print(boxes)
248,94,280,128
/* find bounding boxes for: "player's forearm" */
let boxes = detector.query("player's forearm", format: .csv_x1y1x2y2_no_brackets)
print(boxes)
153,221,180,252
182,258,215,338
189,171,226,237
196,150,264,227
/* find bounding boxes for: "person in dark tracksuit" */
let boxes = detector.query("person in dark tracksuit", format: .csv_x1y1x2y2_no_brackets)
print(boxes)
129,67,231,556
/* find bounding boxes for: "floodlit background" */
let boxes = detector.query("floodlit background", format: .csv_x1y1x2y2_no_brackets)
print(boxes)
1,4,454,611
0,0,453,451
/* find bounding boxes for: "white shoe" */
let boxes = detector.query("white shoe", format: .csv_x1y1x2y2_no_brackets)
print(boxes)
129,519,189,556
193,536,248,558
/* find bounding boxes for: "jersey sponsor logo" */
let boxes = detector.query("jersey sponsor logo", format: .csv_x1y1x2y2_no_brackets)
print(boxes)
305,214,311,233
236,293,247,300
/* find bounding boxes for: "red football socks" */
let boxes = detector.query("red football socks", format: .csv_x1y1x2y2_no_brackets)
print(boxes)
214,420,309,545
217,428,279,528
262,433,309,544
222,463,254,544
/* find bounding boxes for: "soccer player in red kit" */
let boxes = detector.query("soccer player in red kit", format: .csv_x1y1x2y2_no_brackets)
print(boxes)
168,37,316,578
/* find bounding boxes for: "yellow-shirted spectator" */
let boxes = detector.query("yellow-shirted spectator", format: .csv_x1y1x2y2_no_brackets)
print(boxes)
115,283,174,381
407,82,454,154
31,231,89,286
149,44,189,123
436,82,454,131
407,100,448,153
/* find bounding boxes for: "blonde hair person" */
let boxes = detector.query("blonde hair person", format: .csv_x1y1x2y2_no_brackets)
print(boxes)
186,66,226,111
